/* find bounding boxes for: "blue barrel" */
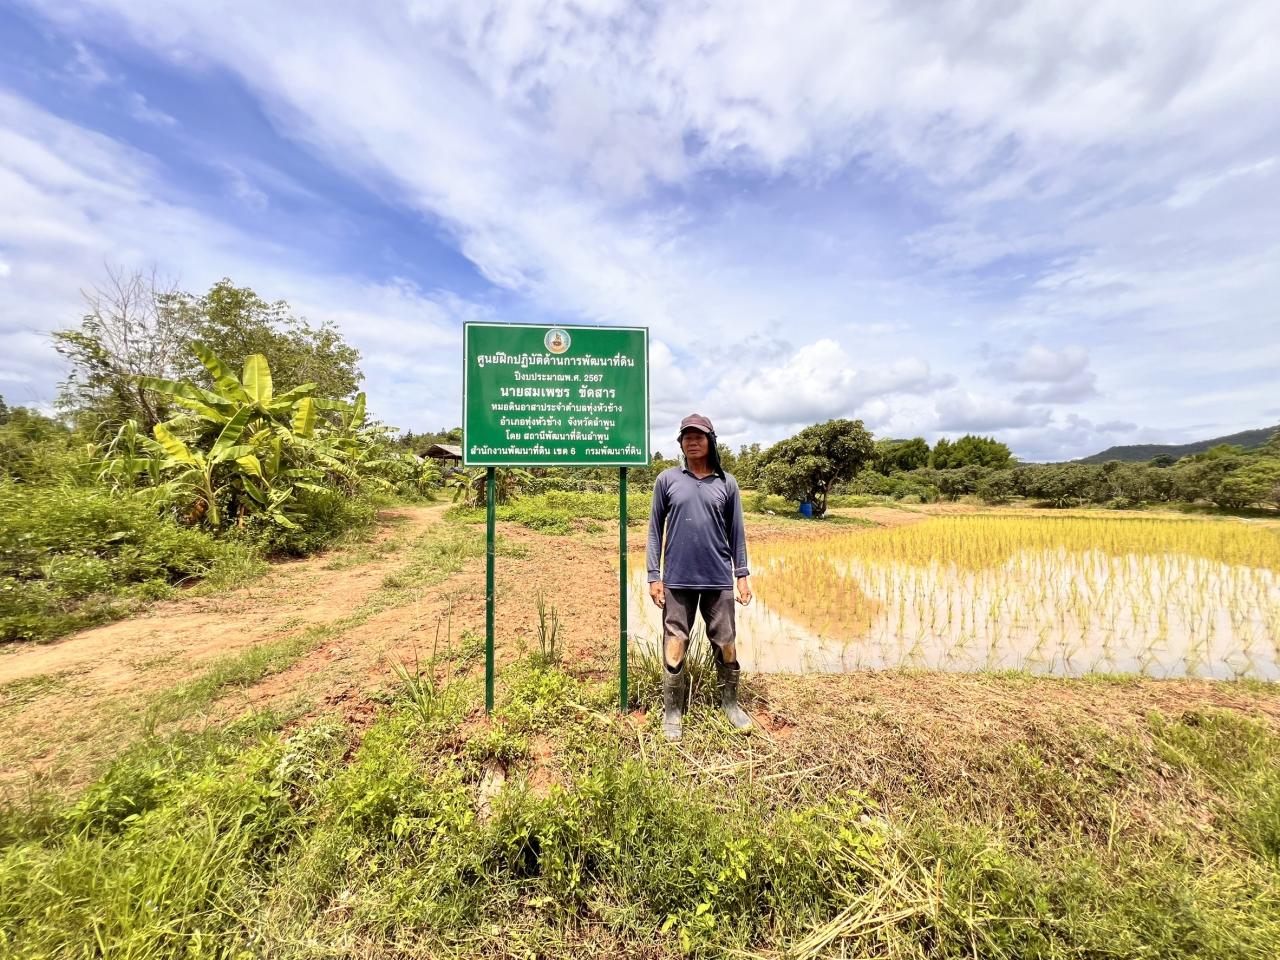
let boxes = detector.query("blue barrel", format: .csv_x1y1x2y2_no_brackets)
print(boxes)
798,501,813,518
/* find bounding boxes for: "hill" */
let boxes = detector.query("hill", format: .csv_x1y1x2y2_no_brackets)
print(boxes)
1078,423,1279,464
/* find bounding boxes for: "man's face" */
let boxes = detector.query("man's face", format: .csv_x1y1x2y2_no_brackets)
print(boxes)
680,429,709,457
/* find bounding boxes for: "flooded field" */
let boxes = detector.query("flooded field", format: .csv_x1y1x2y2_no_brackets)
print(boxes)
629,515,1280,679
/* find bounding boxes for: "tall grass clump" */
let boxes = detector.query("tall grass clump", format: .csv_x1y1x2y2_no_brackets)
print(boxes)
0,715,344,958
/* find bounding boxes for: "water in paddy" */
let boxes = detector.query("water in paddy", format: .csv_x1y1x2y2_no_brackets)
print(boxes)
628,549,1280,680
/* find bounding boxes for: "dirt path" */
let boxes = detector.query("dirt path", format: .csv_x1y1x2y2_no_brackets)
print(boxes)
0,504,446,787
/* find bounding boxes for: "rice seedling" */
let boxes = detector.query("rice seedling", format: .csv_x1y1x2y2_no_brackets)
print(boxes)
735,515,1280,679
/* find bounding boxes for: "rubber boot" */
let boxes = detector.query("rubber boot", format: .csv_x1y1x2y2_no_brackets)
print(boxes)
661,668,686,742
717,662,752,730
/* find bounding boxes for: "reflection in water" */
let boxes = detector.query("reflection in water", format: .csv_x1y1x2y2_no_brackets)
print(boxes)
629,549,1280,680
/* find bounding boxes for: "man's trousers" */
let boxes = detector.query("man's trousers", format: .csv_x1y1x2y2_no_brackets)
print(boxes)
662,586,738,670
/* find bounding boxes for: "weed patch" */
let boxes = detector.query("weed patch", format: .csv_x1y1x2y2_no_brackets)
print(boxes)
449,490,653,533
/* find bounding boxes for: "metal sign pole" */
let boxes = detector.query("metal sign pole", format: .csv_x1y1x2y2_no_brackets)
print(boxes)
618,467,628,712
485,466,496,714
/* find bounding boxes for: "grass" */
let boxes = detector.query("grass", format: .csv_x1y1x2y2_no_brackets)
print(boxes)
1,518,504,796
449,490,653,533
3,660,1278,958
0,485,264,644
0,669,82,714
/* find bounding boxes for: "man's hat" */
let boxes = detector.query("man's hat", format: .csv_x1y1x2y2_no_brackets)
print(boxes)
678,413,715,438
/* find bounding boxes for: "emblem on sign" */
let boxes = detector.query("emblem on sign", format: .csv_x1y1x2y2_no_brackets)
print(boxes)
544,328,571,354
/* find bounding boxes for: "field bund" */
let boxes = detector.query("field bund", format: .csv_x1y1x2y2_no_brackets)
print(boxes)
630,514,1280,680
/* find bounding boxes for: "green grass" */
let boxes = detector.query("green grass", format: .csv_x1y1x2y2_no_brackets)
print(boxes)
0,484,262,644
4,661,1278,958
449,490,653,534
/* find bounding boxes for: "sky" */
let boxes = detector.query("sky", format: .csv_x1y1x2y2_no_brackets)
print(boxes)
1,1,1278,461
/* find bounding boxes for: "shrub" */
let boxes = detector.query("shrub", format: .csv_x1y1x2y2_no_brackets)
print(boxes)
0,484,246,643
241,488,379,556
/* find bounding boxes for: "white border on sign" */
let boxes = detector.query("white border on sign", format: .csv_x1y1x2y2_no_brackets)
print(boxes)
462,322,651,467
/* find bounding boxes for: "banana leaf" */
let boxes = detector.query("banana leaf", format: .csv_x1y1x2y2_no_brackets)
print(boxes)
242,354,273,406
193,342,251,402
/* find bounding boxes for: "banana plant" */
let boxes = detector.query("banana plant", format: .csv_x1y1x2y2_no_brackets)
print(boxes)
91,419,166,490
108,343,397,530
139,342,317,438
150,407,257,527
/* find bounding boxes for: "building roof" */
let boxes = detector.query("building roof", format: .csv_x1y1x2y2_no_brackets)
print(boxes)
424,443,463,459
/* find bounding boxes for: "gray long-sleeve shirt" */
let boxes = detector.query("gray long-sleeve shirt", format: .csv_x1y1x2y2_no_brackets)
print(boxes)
646,466,750,589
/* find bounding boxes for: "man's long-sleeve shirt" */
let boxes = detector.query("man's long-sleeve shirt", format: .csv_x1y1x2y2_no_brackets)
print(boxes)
646,466,750,589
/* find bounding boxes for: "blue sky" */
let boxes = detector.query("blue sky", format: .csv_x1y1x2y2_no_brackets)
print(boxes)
2,1,1278,460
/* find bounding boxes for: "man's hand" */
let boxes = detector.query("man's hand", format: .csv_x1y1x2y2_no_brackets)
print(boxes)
735,576,753,606
649,580,665,608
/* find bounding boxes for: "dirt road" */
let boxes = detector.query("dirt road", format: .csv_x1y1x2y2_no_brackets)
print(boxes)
1,505,459,789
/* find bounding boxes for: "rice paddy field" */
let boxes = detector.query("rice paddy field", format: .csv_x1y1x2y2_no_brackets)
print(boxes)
632,513,1280,680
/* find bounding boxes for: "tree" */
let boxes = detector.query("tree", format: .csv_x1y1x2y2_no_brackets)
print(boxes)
874,437,930,474
733,443,765,488
53,267,190,431
931,434,1014,469
1021,464,1100,508
0,402,75,483
171,280,363,401
54,269,364,434
759,419,875,514
1215,461,1280,509
976,469,1017,504
928,465,992,501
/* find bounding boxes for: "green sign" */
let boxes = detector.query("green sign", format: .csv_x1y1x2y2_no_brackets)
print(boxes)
463,322,649,466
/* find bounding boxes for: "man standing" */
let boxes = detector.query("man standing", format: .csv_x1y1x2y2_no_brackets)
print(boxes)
647,413,753,741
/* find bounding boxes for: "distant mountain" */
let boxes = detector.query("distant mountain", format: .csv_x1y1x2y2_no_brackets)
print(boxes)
1077,424,1280,464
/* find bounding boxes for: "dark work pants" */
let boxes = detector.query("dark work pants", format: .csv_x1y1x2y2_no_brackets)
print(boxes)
663,587,737,671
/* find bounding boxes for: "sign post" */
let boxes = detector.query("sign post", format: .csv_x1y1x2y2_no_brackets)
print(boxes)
463,323,649,713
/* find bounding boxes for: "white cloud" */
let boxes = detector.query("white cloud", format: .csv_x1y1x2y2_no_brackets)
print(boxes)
984,345,1090,384
714,338,949,425
65,40,111,88
1166,157,1277,209
981,344,1098,404
0,91,470,429
125,91,176,127
6,1,1280,457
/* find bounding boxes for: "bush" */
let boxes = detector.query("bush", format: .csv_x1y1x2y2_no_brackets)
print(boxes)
0,484,248,643
976,470,1018,505
242,488,380,557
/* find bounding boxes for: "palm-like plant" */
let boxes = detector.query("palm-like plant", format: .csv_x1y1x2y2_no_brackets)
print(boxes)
93,342,392,531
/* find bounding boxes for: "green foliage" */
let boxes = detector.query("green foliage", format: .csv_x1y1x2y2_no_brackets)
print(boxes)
976,468,1018,504
0,719,343,957
53,270,364,432
0,403,79,484
172,279,363,401
931,434,1014,469
873,436,930,474
842,469,940,502
1216,460,1280,510
7,685,1279,959
449,490,652,533
447,466,535,507
92,344,389,543
0,484,250,643
533,589,561,666
759,418,876,514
